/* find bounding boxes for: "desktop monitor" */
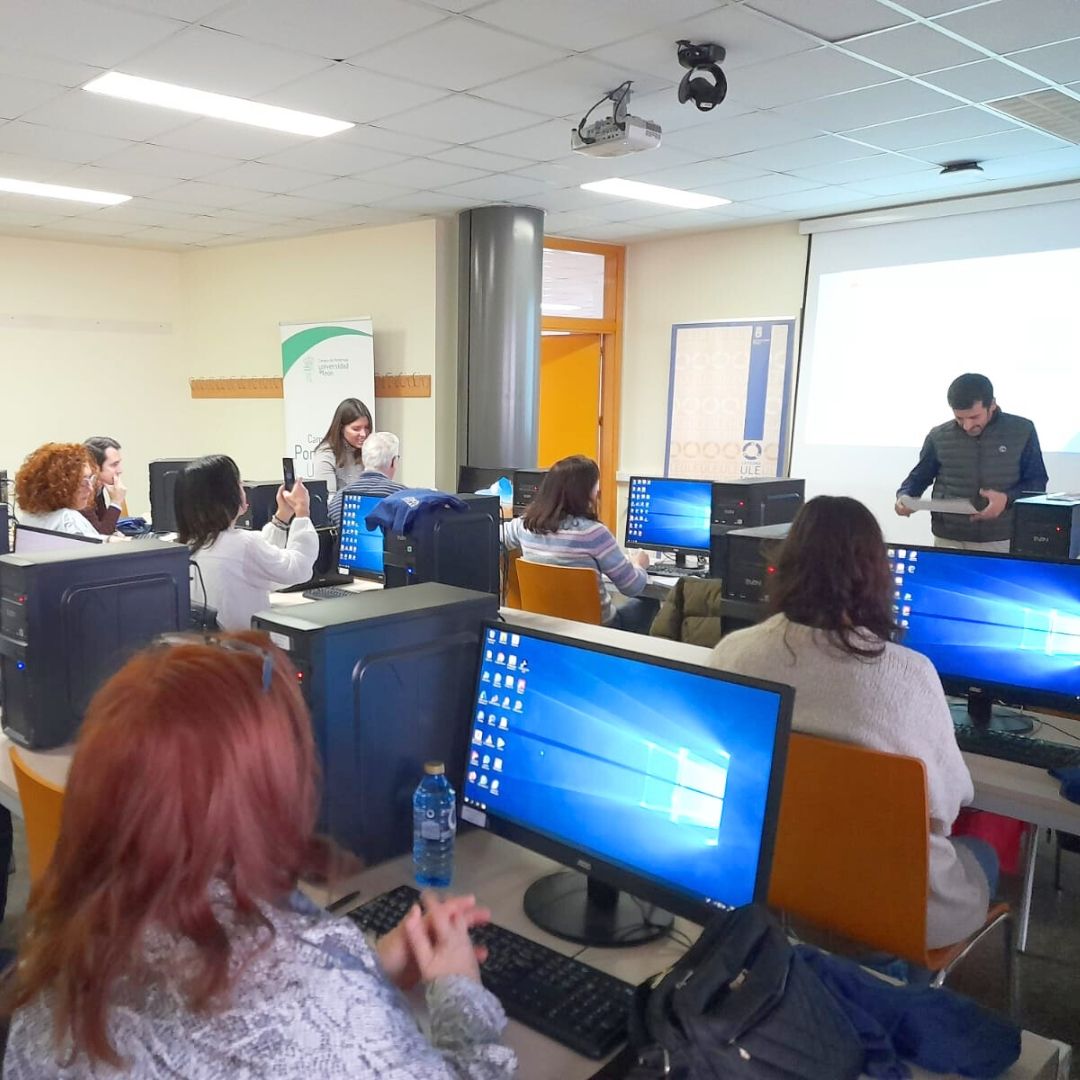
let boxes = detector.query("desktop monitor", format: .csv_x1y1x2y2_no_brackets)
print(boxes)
14,525,102,553
625,476,712,561
149,459,195,533
338,492,386,581
512,469,547,516
462,622,793,945
888,545,1080,731
457,466,513,516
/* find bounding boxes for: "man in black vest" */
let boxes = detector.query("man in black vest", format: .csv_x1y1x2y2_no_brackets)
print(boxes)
895,373,1047,552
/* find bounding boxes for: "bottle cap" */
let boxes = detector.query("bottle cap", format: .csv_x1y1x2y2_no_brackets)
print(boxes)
424,761,445,775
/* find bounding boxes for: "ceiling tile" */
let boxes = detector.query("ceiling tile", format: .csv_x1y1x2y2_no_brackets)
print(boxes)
89,203,202,228
199,160,334,193
0,48,97,88
357,157,489,189
922,59,1047,101
265,64,448,123
0,120,131,163
743,0,909,42
430,146,534,172
153,119,305,161
18,90,188,142
124,26,330,98
472,57,668,120
787,152,926,183
146,180,271,207
471,0,718,52
935,0,1080,54
520,185,625,213
727,134,879,171
0,151,75,180
843,23,983,74
338,124,454,157
845,105,1016,150
356,18,566,92
291,176,413,203
589,5,814,80
904,126,1067,164
898,0,996,15
975,143,1080,177
726,47,894,110
631,158,765,189
438,173,550,200
375,190,481,212
95,142,241,178
379,94,548,143
542,211,607,233
0,75,69,121
99,0,234,19
0,0,182,68
125,225,226,245
465,118,573,162
846,168,986,196
0,201,74,223
50,163,178,196
205,0,446,60
754,184,874,211
257,139,407,176
662,110,822,156
773,79,957,132
416,0,490,10
570,221,667,240
615,206,744,230
1007,39,1080,85
238,192,358,218
700,171,822,201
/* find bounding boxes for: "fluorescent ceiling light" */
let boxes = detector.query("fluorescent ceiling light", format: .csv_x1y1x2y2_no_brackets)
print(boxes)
581,178,729,209
84,72,354,137
0,176,130,205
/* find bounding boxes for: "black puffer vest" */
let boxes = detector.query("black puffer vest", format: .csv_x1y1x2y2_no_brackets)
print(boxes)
928,410,1035,542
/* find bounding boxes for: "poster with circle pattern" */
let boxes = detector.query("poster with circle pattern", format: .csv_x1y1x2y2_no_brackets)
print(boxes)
665,319,797,481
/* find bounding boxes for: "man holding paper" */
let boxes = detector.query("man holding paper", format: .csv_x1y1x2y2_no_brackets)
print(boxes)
895,373,1047,552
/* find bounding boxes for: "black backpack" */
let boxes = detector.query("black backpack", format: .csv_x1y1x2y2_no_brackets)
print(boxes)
626,904,864,1080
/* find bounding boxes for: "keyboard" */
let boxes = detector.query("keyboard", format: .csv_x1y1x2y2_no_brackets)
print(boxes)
302,586,353,600
954,724,1080,770
347,884,635,1059
648,563,708,579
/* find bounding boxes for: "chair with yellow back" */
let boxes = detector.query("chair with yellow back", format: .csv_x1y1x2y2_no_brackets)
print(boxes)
515,560,603,625
10,748,65,886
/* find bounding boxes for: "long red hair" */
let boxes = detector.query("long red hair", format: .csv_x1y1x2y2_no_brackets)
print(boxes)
4,632,320,1066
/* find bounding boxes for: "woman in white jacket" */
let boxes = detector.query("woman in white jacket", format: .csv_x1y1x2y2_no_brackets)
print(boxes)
710,495,997,950
176,455,319,631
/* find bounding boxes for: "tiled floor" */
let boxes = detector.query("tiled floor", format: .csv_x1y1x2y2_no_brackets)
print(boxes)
0,822,1077,1076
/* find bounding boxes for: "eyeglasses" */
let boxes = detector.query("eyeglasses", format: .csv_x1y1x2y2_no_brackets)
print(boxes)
154,634,274,693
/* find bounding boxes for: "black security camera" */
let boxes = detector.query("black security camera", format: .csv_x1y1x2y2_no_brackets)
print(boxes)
676,39,728,113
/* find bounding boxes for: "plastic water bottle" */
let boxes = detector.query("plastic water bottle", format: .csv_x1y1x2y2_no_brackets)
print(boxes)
413,761,456,888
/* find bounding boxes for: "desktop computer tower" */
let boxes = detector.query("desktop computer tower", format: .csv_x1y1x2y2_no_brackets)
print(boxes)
149,459,196,533
252,583,498,863
239,480,330,530
718,523,791,602
711,478,804,531
512,469,547,516
383,494,500,595
0,504,7,556
1012,495,1080,559
0,540,190,749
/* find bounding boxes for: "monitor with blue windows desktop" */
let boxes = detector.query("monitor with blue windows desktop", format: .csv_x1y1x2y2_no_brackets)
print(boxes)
625,476,712,566
889,545,1080,733
337,493,385,581
461,622,792,946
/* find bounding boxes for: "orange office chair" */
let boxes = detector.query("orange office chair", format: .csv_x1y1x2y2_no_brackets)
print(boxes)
515,560,603,625
10,748,65,886
768,733,1013,1002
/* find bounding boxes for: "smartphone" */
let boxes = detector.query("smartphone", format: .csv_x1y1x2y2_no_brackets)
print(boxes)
282,457,296,490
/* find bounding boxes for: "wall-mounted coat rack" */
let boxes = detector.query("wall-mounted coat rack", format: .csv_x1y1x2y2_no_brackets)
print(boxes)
189,374,432,399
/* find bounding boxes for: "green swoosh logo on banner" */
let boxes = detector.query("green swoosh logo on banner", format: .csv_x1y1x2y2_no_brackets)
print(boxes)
281,325,371,376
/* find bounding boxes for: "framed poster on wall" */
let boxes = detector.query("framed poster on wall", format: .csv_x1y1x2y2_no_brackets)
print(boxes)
665,318,797,481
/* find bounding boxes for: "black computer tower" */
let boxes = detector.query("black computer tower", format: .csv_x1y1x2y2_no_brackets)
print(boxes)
718,523,791,602
239,480,330,530
383,494,499,595
149,459,196,533
711,478,805,530
252,583,498,863
0,540,190,749
0,504,8,556
1013,495,1080,559
512,469,547,516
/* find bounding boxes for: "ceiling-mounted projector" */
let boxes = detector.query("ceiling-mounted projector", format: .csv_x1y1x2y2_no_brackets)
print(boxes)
571,81,661,157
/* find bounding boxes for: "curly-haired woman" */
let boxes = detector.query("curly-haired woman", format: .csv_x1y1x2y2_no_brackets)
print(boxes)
14,442,101,539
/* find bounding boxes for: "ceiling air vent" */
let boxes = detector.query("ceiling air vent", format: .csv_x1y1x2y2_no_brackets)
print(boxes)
987,88,1080,144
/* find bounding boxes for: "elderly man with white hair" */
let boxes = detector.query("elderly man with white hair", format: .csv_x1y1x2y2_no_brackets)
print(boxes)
327,430,405,525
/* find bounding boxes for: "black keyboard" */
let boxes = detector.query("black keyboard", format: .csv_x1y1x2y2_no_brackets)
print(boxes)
649,563,708,578
954,724,1080,769
302,586,353,600
346,884,635,1059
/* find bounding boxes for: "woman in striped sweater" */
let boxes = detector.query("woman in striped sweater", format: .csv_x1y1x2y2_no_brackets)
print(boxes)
501,455,658,633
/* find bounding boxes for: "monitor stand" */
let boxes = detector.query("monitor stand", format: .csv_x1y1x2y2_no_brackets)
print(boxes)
522,870,673,947
674,551,688,569
949,690,1033,734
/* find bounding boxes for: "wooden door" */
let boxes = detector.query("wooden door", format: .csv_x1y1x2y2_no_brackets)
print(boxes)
538,333,601,467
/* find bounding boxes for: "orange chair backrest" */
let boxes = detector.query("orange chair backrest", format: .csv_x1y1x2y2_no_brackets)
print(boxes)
10,748,66,886
504,548,523,609
515,560,603,625
767,732,931,966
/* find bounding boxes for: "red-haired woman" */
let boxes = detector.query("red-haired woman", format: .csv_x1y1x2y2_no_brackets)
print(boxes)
3,634,515,1078
14,442,100,539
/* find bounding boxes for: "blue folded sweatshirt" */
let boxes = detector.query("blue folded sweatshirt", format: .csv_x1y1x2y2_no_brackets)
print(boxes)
365,488,468,534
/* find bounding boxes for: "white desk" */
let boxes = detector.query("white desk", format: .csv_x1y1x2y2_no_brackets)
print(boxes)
345,831,1070,1080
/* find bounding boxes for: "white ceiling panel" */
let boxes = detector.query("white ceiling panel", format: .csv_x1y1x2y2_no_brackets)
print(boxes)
754,184,875,211
430,146,535,172
146,180,271,207
904,126,1067,164
357,157,490,189
471,57,668,120
438,173,550,201
153,119,305,161
727,135,879,171
200,160,334,193
662,110,823,156
726,47,895,110
265,64,448,124
843,22,984,74
0,151,81,181
89,203,203,228
51,163,178,196
0,47,98,88
257,139,407,176
241,192,362,218
18,91,187,142
0,203,73,224
25,215,131,236
124,26,330,98
0,76,69,122
1007,39,1080,84
921,59,1048,100
98,0,234,20
471,0,720,52
374,190,482,212
847,168,988,196
845,105,1017,150
570,221,668,240
336,124,454,158
935,0,1080,54
205,0,447,61
0,0,182,69
976,142,1080,176
773,79,957,132
96,142,241,178
786,152,926,184
416,0,491,10
0,120,131,164
468,118,575,160
518,185,624,213
542,211,607,233
743,0,910,42
292,176,413,204
898,0,999,15
378,95,549,144
357,19,566,93
125,225,229,245
697,171,821,201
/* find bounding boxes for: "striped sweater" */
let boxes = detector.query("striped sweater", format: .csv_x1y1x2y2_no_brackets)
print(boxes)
501,515,647,624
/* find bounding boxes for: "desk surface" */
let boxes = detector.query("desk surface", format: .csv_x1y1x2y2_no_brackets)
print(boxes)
347,831,1068,1080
